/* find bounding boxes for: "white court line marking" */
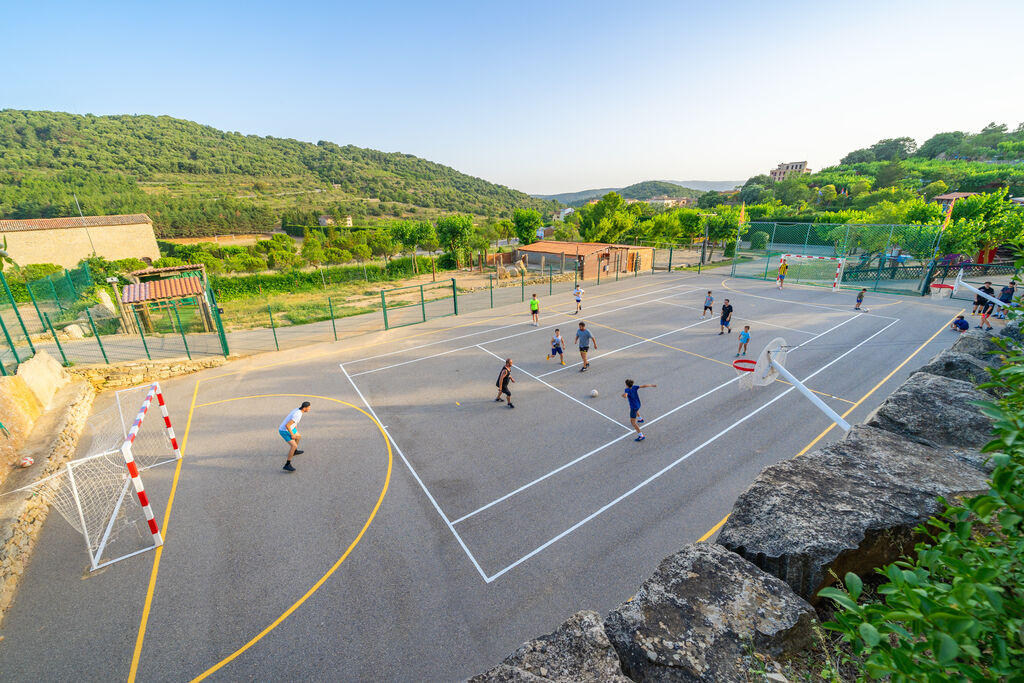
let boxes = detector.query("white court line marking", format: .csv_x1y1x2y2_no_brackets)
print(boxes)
655,299,817,336
344,277,701,370
724,281,899,320
535,317,714,377
339,363,490,582
484,314,901,582
454,311,866,526
350,285,703,377
476,345,631,431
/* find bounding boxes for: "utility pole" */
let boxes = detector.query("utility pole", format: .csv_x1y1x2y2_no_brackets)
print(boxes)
74,193,99,256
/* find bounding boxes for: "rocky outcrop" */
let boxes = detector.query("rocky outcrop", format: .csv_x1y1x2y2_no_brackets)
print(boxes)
864,372,992,452
717,425,989,601
950,328,1001,362
469,611,629,682
1000,318,1022,345
912,349,994,387
604,543,815,682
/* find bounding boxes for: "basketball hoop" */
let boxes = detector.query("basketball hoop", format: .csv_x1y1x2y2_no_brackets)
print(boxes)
733,358,757,390
930,283,953,300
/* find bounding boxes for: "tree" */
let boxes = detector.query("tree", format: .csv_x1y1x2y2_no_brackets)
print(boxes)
301,234,326,267
776,178,811,205
869,137,917,160
875,158,906,188
849,179,872,197
512,208,543,245
917,131,966,159
921,180,949,200
697,191,724,209
742,174,775,188
840,148,875,165
494,219,515,244
739,183,770,204
367,229,398,261
552,223,581,241
435,214,474,267
818,184,838,206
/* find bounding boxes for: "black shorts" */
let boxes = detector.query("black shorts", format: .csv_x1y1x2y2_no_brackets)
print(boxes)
703,306,713,313
579,346,589,353
530,308,539,315
496,379,511,397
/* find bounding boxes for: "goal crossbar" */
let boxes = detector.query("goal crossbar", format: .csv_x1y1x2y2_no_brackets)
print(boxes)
780,254,845,292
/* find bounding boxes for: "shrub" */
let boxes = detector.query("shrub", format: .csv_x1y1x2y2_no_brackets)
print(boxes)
750,231,770,249
723,241,736,257
154,257,186,268
437,251,458,269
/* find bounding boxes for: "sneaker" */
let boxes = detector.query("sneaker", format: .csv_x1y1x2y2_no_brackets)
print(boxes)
985,327,993,331
495,397,503,402
546,354,551,360
718,331,724,335
294,450,304,455
560,360,566,365
283,462,296,472
637,417,644,424
634,434,645,442
508,403,515,408
735,353,740,357
975,325,982,328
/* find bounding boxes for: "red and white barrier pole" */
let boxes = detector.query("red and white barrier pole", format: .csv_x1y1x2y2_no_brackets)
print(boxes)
154,383,181,460
121,384,163,546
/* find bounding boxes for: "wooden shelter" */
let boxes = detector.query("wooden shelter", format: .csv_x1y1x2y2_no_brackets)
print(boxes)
120,264,213,333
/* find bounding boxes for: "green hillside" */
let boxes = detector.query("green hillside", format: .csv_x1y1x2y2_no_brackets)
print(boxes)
538,180,704,206
0,110,557,236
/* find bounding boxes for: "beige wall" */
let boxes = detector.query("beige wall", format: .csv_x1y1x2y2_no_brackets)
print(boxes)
2,222,160,268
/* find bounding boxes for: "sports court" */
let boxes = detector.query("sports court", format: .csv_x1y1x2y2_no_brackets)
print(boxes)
0,271,967,681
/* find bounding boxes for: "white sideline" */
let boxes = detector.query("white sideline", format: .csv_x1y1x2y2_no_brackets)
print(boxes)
349,285,704,377
724,282,900,320
484,314,900,582
475,345,631,430
654,299,817,336
339,363,490,582
452,312,866,526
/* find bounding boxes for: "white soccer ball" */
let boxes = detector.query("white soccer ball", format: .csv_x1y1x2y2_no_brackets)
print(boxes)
590,389,599,398
20,456,33,468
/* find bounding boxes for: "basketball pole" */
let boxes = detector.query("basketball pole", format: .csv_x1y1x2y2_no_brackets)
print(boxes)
953,269,1011,310
768,357,851,432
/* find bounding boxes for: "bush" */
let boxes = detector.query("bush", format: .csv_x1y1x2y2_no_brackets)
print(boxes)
723,241,736,257
437,251,458,269
820,269,1024,679
750,231,770,249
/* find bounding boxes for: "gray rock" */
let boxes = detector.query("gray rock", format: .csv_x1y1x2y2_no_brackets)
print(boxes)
999,318,1022,345
605,543,815,682
950,328,1000,361
912,349,994,387
717,425,989,601
864,372,992,450
470,611,629,683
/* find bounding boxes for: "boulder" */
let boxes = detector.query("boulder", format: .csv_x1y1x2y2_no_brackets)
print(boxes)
95,288,118,316
717,425,989,602
469,611,629,683
864,372,992,451
15,350,70,408
63,323,86,340
999,318,1022,345
912,349,994,387
950,328,1000,362
604,543,815,682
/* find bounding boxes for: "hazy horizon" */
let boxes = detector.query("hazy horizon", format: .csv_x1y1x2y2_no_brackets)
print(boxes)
3,0,1023,196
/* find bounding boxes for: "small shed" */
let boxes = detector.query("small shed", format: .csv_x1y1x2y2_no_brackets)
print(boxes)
515,241,655,280
121,264,213,333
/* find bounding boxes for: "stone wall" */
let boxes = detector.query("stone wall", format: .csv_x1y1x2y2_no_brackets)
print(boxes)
469,326,1012,682
2,221,159,269
69,356,227,392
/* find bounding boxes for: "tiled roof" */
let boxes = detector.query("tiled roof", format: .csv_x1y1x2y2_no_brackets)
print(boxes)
0,214,152,233
121,276,204,304
517,241,614,256
933,192,977,200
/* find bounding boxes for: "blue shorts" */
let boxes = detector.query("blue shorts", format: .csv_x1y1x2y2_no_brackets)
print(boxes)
551,345,563,355
779,274,786,281
279,429,295,443
629,407,640,419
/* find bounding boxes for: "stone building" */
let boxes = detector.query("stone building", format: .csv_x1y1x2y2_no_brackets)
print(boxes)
0,214,160,268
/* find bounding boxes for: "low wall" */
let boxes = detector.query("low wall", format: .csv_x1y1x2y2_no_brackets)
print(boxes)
69,356,227,392
470,326,1012,681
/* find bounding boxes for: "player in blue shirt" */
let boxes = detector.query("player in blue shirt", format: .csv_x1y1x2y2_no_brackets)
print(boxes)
950,315,970,333
622,379,657,441
700,291,714,320
736,326,750,357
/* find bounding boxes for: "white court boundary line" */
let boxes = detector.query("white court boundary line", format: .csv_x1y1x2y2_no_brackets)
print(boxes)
349,285,705,377
655,299,818,336
453,312,865,526
723,280,899,320
345,276,702,371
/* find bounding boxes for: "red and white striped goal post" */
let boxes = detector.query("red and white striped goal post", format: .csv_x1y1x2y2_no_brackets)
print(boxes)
119,382,179,547
779,254,846,292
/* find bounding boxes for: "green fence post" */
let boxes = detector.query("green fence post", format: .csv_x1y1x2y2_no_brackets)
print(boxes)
267,305,279,351
65,270,78,297
0,271,34,354
328,297,338,341
0,311,20,364
489,275,494,308
668,246,673,271
451,278,459,315
171,303,192,360
380,290,390,330
48,277,65,313
43,313,69,366
762,253,773,280
548,266,553,296
419,284,427,323
26,285,45,329
132,307,152,360
520,270,525,302
0,358,6,376
574,266,578,289
802,224,811,255
85,310,109,365
207,288,230,357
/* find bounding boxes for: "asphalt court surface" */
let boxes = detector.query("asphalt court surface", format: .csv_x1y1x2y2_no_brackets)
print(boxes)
0,271,969,681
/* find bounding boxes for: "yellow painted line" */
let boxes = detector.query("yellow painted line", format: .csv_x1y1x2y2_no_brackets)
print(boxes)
695,311,961,543
588,321,856,404
127,392,393,682
128,380,199,682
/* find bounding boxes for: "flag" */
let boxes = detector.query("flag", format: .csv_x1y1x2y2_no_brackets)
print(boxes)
738,202,746,225
932,199,956,259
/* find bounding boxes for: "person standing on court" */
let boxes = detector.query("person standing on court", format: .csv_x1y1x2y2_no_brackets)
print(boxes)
700,291,714,320
529,293,540,326
719,299,733,335
974,281,995,315
279,401,311,472
622,379,656,442
573,284,585,314
575,322,596,371
495,358,515,408
777,259,789,290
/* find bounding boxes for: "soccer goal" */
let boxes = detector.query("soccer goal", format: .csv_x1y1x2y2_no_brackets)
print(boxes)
4,382,180,571
779,254,845,292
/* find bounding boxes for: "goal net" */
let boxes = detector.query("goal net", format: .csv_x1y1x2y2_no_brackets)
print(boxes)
778,254,845,292
3,382,180,571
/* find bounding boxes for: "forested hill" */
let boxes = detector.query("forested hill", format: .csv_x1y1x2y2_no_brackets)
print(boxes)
537,180,705,206
0,110,557,236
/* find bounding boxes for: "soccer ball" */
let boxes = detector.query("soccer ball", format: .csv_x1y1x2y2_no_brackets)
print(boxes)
590,389,599,398
20,456,33,468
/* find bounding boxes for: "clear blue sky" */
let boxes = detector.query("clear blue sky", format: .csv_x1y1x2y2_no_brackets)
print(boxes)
3,0,1023,194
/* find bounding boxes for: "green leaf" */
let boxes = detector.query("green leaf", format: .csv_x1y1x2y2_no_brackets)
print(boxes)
858,622,881,647
845,572,863,600
935,632,960,664
818,587,858,611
